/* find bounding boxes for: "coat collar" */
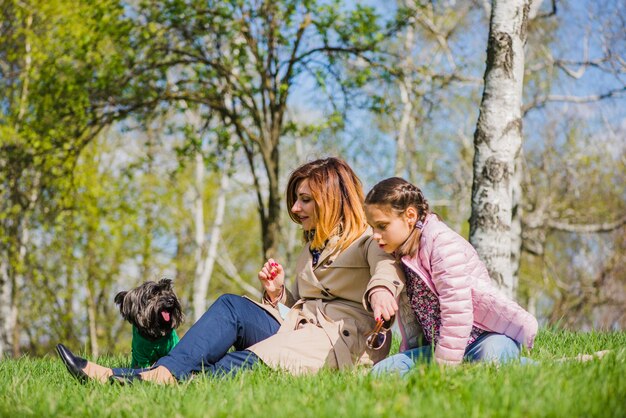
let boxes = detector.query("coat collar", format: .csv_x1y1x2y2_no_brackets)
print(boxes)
313,235,340,271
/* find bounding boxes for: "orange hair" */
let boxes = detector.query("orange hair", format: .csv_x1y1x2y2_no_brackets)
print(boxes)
286,157,367,251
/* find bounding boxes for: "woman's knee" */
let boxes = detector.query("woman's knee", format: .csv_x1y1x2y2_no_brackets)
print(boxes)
200,294,245,322
215,293,241,305
212,293,250,312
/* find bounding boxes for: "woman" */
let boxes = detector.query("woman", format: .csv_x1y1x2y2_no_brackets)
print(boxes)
56,157,403,384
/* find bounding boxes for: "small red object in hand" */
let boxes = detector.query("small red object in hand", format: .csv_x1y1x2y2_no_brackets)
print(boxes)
269,262,278,280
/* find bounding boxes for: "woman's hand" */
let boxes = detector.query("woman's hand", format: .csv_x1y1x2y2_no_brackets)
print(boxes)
369,287,398,322
258,258,285,302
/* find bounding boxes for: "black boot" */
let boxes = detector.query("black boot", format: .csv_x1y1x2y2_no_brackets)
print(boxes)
55,344,89,384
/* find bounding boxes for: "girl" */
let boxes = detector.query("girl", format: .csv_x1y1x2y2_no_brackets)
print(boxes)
364,177,538,375
57,158,402,383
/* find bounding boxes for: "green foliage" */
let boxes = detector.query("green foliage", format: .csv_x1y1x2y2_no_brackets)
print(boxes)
0,330,624,417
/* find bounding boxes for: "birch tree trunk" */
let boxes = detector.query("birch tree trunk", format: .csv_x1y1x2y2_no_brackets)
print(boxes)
86,282,99,357
0,10,34,359
192,150,206,320
469,0,531,299
0,260,12,358
509,152,524,296
394,8,415,177
192,150,232,321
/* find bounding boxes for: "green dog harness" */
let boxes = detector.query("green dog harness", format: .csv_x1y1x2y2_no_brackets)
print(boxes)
131,326,179,368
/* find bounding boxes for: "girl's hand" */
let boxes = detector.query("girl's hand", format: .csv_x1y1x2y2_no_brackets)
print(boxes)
369,287,398,322
258,258,285,301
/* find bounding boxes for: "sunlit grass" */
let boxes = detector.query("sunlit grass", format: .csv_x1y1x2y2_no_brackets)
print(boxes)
1,329,624,417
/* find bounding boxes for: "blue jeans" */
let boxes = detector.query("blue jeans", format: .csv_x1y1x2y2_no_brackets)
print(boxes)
111,294,281,380
371,332,523,377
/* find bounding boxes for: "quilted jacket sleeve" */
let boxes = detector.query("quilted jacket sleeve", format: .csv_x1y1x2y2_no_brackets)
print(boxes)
429,228,475,365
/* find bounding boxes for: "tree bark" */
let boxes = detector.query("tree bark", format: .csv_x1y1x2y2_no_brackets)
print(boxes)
86,283,99,357
192,150,232,321
192,151,206,320
262,143,281,260
394,8,415,177
0,9,34,359
509,152,524,296
470,0,531,299
0,259,13,358
86,223,99,357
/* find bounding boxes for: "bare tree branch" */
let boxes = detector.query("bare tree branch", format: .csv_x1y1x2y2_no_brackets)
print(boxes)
523,86,626,114
216,252,262,299
532,0,557,20
547,215,626,234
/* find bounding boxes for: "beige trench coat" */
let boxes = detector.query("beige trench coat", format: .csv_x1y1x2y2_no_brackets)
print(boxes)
247,230,405,374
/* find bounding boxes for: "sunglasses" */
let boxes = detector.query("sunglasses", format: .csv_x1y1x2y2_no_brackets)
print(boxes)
365,318,391,350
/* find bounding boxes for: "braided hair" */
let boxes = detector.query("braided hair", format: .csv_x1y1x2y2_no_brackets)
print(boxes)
365,177,430,257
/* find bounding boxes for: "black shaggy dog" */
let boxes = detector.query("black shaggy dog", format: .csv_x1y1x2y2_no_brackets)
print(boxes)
114,278,184,368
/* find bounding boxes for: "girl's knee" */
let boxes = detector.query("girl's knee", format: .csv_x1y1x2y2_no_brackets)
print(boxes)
371,353,416,377
482,335,520,363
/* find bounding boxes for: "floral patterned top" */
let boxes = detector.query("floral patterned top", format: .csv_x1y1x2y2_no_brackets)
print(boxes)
403,265,485,346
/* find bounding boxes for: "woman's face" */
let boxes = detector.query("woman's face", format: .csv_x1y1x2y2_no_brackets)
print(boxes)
365,203,415,254
291,179,317,231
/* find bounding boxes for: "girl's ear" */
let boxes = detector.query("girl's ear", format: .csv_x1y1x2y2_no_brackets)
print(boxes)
404,206,418,225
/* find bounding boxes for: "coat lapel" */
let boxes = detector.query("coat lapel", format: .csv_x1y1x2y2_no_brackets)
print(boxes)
313,235,340,272
296,242,324,289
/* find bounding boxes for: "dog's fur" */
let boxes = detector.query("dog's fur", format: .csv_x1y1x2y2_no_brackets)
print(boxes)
114,278,184,367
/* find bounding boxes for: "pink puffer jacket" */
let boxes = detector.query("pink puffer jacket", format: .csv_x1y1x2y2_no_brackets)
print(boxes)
397,214,538,365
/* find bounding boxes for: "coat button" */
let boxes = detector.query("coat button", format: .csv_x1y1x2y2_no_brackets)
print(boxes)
342,330,350,337
393,280,401,285
325,260,333,267
321,291,329,297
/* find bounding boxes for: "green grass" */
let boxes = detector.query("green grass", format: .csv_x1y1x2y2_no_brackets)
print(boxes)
1,329,625,418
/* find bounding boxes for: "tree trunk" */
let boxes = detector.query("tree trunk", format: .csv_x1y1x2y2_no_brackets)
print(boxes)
86,224,99,357
86,283,99,357
509,152,524,297
11,221,31,357
192,151,206,319
0,259,13,358
0,9,34,359
394,10,415,177
469,0,530,299
263,160,281,261
256,132,281,261
2,175,39,358
193,150,232,321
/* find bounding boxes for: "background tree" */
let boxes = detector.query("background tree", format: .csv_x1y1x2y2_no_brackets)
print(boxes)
0,0,132,357
117,0,407,259
503,0,624,319
469,0,531,298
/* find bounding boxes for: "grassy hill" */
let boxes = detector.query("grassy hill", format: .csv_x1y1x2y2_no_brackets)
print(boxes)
1,328,624,417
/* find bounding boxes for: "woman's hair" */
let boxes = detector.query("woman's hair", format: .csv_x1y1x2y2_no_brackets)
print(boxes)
286,157,367,251
364,177,430,258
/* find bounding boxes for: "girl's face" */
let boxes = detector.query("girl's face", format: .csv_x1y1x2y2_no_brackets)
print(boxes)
365,203,416,254
291,179,317,231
